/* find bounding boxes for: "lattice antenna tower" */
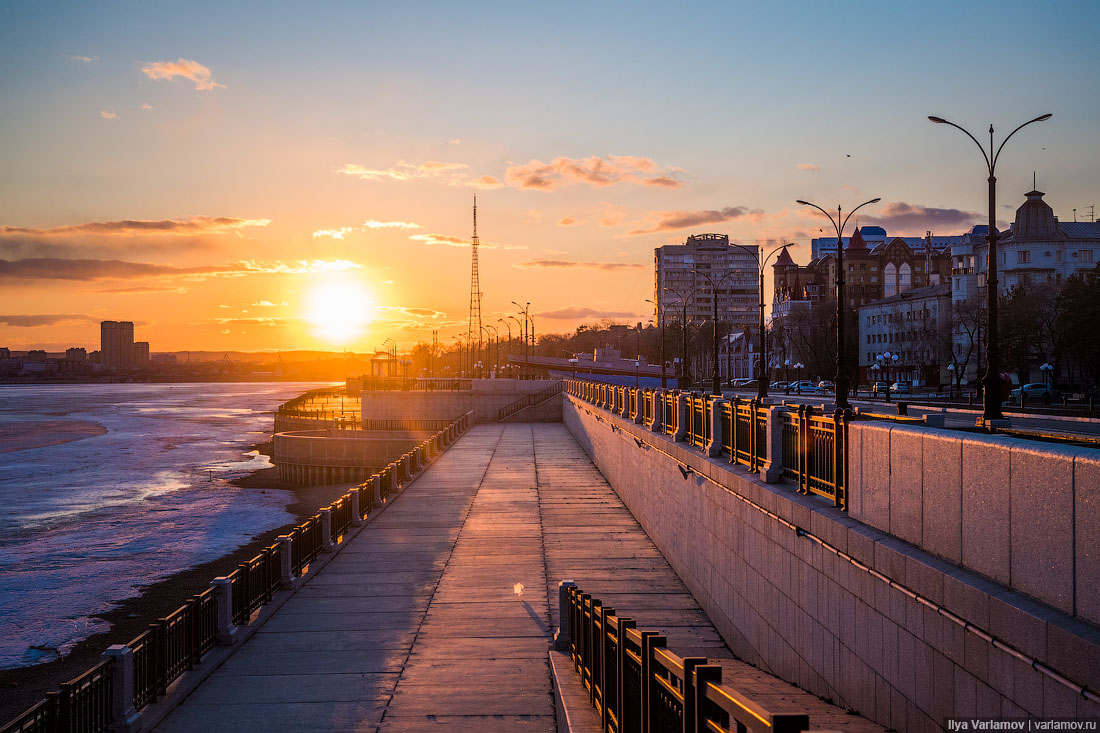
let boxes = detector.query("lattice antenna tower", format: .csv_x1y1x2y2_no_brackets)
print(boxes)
468,195,483,373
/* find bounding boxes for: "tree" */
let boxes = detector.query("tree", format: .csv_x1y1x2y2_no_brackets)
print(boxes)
1059,265,1100,390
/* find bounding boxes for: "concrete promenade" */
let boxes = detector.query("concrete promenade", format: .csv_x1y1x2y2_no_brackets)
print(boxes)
156,423,881,732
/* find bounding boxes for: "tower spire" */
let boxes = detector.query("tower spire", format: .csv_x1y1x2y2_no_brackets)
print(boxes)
467,195,483,376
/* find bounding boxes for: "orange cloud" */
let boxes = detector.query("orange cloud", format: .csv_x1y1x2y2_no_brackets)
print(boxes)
100,110,118,120
469,175,504,189
362,220,420,229
628,206,762,235
0,216,269,238
0,314,99,327
409,234,524,250
312,227,354,239
557,217,578,227
0,257,359,281
796,163,819,172
141,58,224,90
514,260,643,271
862,202,982,234
338,160,468,184
504,155,683,191
536,306,638,320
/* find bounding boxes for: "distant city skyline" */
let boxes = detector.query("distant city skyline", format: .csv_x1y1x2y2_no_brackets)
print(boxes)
2,1,1098,351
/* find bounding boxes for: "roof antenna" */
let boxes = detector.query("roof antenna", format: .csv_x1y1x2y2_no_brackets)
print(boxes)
1033,171,1037,191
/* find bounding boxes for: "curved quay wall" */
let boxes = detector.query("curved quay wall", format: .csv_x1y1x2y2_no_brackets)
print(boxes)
562,391,1100,731
273,429,430,486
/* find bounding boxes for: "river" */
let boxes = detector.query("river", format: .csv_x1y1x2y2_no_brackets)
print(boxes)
0,382,326,669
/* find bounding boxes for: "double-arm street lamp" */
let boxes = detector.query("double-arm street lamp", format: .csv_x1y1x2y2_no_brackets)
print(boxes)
796,197,882,410
662,285,704,389
928,113,1052,426
644,298,668,388
689,269,742,395
512,301,531,379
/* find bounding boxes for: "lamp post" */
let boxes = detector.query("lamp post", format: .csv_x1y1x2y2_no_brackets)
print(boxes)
928,113,1052,426
484,323,499,375
634,359,640,388
689,269,742,395
1040,362,1053,388
947,363,956,398
794,362,804,394
512,301,530,380
644,298,668,388
569,356,578,380
796,198,881,410
785,358,791,395
663,286,703,390
499,318,513,377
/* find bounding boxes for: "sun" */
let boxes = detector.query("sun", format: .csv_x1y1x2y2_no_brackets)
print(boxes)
304,278,374,344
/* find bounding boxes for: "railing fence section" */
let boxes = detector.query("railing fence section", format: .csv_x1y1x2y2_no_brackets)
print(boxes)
2,410,476,733
564,584,811,733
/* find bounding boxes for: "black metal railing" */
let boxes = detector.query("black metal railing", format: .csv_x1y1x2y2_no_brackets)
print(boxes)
498,381,563,421
565,585,810,733
2,411,475,733
780,405,848,509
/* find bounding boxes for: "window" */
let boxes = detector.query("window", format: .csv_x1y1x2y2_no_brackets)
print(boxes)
1018,250,1031,264
1056,250,1063,262
1084,250,1094,263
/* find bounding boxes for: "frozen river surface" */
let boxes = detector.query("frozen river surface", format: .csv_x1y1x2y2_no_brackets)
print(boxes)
0,382,326,669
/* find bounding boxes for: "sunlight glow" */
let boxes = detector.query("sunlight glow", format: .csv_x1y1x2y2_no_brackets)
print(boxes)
304,278,374,344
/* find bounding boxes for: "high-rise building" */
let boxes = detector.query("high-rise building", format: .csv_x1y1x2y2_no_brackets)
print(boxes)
101,321,134,370
132,341,150,368
654,233,758,335
65,347,87,361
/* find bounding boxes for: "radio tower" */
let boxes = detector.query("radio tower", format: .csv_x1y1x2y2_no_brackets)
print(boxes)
467,195,483,376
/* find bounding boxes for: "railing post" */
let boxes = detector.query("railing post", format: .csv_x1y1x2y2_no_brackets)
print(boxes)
799,405,811,495
693,664,723,733
371,473,383,507
640,632,666,733
211,577,238,645
835,408,849,510
673,393,689,442
706,397,725,457
553,580,577,651
349,490,363,526
761,406,785,483
634,390,646,424
103,645,140,733
649,390,663,432
276,535,295,588
318,508,335,552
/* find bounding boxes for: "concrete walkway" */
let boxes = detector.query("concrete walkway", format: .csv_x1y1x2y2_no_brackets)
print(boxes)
156,423,881,732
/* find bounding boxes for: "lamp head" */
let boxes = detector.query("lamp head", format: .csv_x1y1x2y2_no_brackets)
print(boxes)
869,198,882,204
1033,113,1053,122
795,199,810,206
928,116,947,124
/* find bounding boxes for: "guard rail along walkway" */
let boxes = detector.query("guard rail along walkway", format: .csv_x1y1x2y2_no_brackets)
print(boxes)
0,412,474,733
498,380,563,422
557,583,813,733
566,378,849,510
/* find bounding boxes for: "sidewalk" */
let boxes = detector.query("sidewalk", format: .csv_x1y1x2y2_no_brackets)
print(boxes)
156,423,881,732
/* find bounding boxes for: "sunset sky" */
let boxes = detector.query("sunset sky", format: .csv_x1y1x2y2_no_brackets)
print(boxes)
2,1,1098,353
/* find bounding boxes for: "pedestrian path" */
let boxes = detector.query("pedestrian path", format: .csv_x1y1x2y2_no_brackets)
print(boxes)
156,423,881,732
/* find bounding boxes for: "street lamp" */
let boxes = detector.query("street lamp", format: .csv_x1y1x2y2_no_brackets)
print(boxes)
512,301,531,379
947,363,956,398
1040,362,1053,387
634,359,640,388
645,298,668,388
484,323,499,376
663,285,704,390
928,112,1052,426
569,355,579,380
690,268,743,395
785,358,791,395
797,197,881,410
793,362,804,394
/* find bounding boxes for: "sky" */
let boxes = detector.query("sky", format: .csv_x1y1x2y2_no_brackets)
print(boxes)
2,0,1098,353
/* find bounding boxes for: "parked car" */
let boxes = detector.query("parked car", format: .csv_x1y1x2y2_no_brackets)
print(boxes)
792,379,820,393
890,381,910,394
1010,383,1052,402
728,378,755,388
871,381,890,395
770,380,787,389
817,380,835,393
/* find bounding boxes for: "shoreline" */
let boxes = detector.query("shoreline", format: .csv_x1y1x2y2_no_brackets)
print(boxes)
0,438,358,724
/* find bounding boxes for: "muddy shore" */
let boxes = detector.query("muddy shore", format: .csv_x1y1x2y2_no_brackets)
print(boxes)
0,440,357,724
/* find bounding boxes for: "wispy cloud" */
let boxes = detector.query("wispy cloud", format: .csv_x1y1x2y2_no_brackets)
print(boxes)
469,175,504,189
70,55,98,63
100,110,118,120
313,227,355,239
863,202,982,233
141,58,224,91
409,234,524,250
628,206,762,235
535,306,638,320
141,103,153,111
504,155,683,191
0,216,269,238
95,285,188,294
0,313,99,327
515,259,643,271
448,138,461,145
338,160,468,184
557,217,578,227
362,219,420,229
0,257,359,282
377,305,447,319
796,163,819,172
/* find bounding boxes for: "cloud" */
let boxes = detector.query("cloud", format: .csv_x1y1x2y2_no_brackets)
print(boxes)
535,307,638,320
515,259,644,271
0,314,98,327
469,175,504,189
95,285,188,294
377,305,447,319
70,56,98,63
141,103,153,111
409,233,524,250
448,138,461,145
100,110,118,120
504,155,683,191
796,163,819,172
313,227,354,239
862,202,982,233
338,160,468,184
251,300,285,307
628,206,762,235
214,317,293,327
0,216,270,238
526,210,543,224
557,217,578,227
0,257,360,282
362,219,420,229
141,58,224,91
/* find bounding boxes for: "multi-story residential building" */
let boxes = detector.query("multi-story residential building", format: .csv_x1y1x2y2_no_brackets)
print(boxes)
65,347,87,361
654,233,759,335
101,320,134,370
811,226,964,260
133,341,150,368
858,283,952,388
